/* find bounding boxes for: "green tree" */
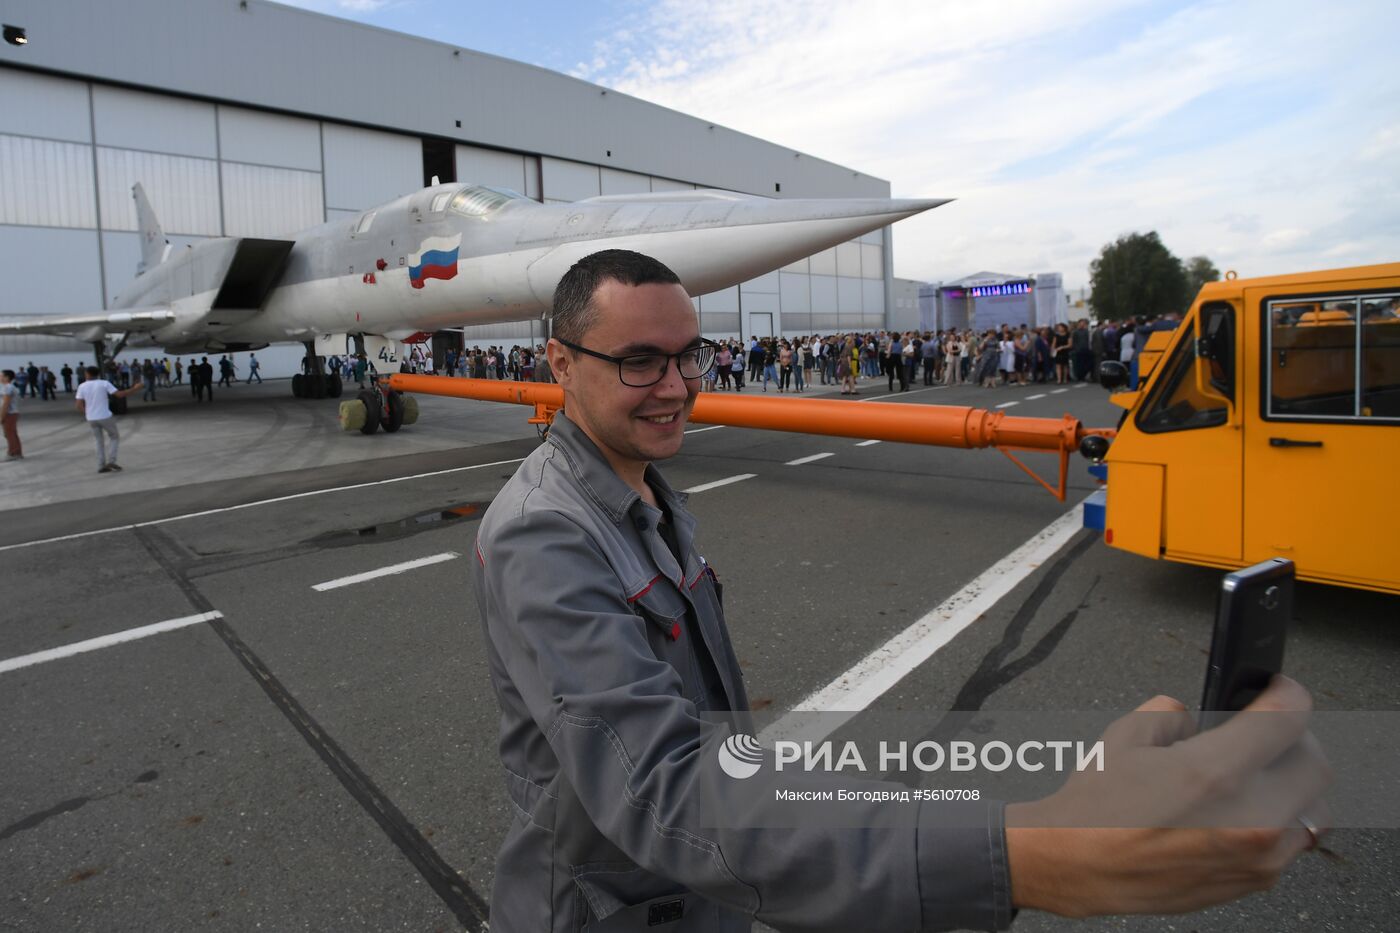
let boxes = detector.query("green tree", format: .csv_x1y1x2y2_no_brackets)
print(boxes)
1088,231,1189,321
1185,255,1221,298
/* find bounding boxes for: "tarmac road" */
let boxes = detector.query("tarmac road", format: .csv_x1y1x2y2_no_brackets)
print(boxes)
1,376,1395,931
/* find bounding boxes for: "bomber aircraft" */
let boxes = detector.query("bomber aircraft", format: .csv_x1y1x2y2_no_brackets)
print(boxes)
0,181,943,430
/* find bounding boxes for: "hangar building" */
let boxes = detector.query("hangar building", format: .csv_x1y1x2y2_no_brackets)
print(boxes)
0,0,901,376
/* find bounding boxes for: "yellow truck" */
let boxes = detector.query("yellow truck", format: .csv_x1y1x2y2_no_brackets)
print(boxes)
1087,262,1399,595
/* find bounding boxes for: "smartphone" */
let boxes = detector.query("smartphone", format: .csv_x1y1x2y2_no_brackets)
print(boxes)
1198,558,1294,728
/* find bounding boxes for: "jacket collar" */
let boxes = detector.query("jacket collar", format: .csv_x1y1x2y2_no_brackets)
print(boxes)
546,410,690,524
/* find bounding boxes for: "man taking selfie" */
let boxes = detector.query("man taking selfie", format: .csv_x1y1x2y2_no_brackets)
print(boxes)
473,250,1329,932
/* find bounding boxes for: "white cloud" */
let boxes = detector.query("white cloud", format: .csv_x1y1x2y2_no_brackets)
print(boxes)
577,0,1400,290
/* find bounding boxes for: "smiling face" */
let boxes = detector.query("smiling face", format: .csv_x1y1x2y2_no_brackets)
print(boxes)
548,278,701,488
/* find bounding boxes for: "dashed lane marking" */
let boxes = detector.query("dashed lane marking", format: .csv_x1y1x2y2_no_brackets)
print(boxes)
761,498,1091,745
312,552,460,592
0,611,224,675
684,425,725,435
681,473,757,494
995,400,1020,408
786,452,835,466
1051,388,1069,395
859,386,941,402
855,440,881,447
1025,394,1046,400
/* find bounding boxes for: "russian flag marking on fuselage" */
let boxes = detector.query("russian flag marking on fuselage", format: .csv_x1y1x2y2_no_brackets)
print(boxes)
408,234,462,289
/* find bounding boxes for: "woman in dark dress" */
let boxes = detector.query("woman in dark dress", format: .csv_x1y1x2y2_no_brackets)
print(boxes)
1051,322,1072,385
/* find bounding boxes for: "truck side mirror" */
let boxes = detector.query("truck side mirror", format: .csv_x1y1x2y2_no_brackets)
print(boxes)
1098,360,1128,390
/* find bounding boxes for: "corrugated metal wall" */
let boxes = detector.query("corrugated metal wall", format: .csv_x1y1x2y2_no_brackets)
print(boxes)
0,0,893,201
0,135,97,228
221,163,323,238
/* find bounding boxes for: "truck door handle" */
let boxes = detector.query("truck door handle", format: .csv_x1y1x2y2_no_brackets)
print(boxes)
1269,437,1323,448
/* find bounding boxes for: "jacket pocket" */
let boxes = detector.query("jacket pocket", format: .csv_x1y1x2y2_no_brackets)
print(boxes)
632,585,705,705
574,864,715,932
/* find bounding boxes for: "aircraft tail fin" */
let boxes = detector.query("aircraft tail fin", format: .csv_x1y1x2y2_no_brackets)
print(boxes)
133,183,169,275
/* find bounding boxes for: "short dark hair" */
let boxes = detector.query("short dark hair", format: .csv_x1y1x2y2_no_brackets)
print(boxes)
85,366,100,377
1,369,14,380
551,250,683,346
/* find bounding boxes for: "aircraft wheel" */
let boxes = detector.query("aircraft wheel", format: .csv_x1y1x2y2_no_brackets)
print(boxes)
338,399,366,432
401,394,419,425
382,390,405,433
291,373,305,398
309,373,327,399
357,390,381,435
326,374,343,398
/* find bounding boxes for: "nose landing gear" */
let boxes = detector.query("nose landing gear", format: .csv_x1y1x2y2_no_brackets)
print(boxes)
338,380,418,434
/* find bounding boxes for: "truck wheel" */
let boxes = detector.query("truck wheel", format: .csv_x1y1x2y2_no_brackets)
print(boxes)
382,390,405,433
357,390,381,435
401,394,419,425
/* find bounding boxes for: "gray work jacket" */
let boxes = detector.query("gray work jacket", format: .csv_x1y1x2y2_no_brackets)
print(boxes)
474,411,1014,932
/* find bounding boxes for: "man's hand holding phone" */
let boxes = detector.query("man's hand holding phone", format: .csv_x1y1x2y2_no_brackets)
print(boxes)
1005,677,1331,917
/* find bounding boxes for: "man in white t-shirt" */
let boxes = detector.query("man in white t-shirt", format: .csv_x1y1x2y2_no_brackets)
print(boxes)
75,366,144,473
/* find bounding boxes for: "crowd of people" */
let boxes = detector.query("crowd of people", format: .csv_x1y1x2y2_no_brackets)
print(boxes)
0,353,265,403
2,315,1178,467
306,315,1180,396
2,313,1177,407
694,314,1173,396
437,344,552,382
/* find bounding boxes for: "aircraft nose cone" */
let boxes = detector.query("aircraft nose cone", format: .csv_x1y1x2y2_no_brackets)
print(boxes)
883,197,950,219
524,193,950,306
731,196,950,228
819,197,949,218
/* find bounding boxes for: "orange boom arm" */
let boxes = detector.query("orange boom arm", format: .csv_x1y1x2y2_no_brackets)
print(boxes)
384,374,1114,501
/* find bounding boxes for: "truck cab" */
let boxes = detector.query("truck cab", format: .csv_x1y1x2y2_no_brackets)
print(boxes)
1093,262,1399,595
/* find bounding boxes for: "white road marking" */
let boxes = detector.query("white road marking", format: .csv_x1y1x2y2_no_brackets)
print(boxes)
1051,388,1069,395
0,456,530,554
859,385,941,402
995,400,1020,409
0,612,223,675
681,473,756,494
1025,393,1046,400
855,440,881,447
760,499,1090,745
786,452,834,466
1074,383,1089,389
312,552,459,592
684,425,725,435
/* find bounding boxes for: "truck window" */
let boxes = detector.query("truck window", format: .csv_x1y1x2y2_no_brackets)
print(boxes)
1267,292,1400,421
1361,295,1400,417
1135,305,1231,433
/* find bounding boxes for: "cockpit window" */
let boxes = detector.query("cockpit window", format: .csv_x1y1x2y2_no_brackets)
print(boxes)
448,185,528,217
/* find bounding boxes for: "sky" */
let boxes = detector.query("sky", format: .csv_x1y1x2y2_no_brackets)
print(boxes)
279,0,1400,292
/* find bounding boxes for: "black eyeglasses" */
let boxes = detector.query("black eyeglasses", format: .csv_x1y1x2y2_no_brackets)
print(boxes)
556,337,718,387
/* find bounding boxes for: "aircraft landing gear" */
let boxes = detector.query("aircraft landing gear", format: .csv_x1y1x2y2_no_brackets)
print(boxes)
292,341,343,399
337,381,418,435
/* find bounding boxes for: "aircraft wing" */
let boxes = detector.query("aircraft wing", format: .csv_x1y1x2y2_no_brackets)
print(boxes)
0,309,176,342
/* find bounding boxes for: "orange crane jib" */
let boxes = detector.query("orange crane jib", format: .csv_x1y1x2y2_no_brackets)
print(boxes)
384,374,1115,501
